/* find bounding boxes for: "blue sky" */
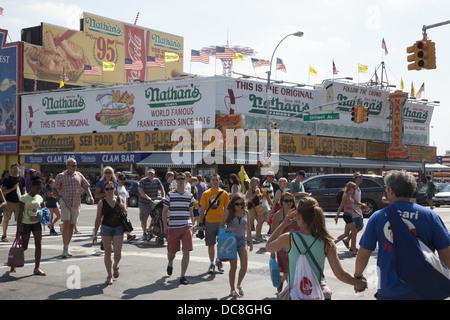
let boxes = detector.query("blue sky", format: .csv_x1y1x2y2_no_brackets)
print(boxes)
2,0,450,155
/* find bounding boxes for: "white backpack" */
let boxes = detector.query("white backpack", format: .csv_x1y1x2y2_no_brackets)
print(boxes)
289,233,325,300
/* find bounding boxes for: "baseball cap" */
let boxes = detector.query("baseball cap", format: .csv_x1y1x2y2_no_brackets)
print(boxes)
266,170,275,176
353,172,363,180
297,170,306,178
147,168,155,174
29,168,36,173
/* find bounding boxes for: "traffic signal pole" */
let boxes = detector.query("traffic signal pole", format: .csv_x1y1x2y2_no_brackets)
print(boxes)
422,19,450,38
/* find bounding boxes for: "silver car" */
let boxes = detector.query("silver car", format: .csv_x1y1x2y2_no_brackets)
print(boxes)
433,184,450,207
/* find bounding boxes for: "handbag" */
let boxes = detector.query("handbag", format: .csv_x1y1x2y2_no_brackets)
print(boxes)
217,228,237,261
7,236,25,268
254,204,264,215
386,204,450,300
269,256,281,288
114,196,133,233
38,207,51,225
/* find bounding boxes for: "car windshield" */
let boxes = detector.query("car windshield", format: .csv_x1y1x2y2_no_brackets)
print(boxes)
441,185,450,192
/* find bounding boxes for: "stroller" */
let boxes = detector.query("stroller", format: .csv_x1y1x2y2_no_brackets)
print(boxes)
146,200,166,246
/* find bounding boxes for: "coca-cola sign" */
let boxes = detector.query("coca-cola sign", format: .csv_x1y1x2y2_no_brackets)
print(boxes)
125,24,146,83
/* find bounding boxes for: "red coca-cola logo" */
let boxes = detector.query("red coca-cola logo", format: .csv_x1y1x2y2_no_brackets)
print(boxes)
125,25,145,82
300,277,313,295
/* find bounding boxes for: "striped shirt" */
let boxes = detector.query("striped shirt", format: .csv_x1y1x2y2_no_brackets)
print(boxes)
53,170,90,208
138,177,163,205
163,190,194,229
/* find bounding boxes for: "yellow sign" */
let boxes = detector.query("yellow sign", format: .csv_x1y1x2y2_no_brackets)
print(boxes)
23,12,184,85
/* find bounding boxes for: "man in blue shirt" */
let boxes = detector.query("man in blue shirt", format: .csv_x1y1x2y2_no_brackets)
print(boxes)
355,170,450,300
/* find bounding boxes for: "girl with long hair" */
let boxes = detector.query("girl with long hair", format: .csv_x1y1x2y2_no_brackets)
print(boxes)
266,197,366,298
220,193,253,298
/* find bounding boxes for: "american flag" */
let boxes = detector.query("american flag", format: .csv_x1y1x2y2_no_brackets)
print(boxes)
251,58,270,68
276,58,286,72
124,58,144,70
382,38,388,55
191,49,210,64
416,83,425,99
84,64,102,76
216,46,235,59
332,59,339,75
146,56,165,68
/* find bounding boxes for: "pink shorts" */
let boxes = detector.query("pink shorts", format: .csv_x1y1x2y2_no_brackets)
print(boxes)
167,226,193,254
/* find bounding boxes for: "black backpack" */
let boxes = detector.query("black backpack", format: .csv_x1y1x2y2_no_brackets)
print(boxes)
335,189,344,204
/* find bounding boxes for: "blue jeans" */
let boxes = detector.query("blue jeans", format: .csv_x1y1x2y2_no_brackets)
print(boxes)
100,224,124,237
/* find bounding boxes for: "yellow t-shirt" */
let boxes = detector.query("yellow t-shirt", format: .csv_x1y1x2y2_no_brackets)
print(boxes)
199,188,229,223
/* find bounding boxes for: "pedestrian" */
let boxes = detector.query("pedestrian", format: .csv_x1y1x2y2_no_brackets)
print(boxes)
334,182,362,255
196,174,207,203
289,170,310,204
25,168,36,193
0,188,6,220
199,173,230,274
266,196,367,298
270,192,298,292
163,171,175,195
45,179,60,235
425,175,436,209
93,180,126,285
95,166,119,200
229,173,241,196
272,177,288,222
355,170,450,299
162,172,195,285
220,193,253,298
53,158,94,258
1,162,26,242
245,177,262,238
117,173,136,242
138,168,165,238
190,176,200,231
259,171,275,241
14,174,46,276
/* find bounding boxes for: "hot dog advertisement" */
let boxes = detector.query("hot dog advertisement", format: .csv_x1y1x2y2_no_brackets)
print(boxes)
21,77,216,136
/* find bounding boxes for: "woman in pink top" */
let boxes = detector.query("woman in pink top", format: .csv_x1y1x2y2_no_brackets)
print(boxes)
334,182,363,255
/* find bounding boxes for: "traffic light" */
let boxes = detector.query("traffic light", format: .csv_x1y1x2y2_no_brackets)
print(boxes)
351,106,359,123
407,39,436,70
361,106,369,122
407,41,422,70
269,120,276,129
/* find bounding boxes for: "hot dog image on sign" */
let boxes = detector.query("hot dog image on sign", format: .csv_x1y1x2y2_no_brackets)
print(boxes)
95,89,135,129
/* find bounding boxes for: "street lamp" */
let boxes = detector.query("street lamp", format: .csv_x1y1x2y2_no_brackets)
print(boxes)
266,31,304,154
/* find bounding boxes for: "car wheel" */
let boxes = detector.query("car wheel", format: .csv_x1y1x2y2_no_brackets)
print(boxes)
85,196,92,205
129,195,139,207
362,199,376,218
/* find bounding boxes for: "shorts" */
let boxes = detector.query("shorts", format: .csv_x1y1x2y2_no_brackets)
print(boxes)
426,193,434,200
21,222,42,235
139,202,152,223
100,224,124,237
46,197,58,209
3,202,19,222
343,213,354,224
59,198,80,225
205,221,221,246
353,216,364,229
167,226,193,254
236,236,247,249
193,208,199,217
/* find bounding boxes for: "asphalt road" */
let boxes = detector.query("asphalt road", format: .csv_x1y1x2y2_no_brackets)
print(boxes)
1,203,449,302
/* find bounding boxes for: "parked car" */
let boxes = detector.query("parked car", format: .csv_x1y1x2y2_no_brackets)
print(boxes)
302,174,387,217
432,184,450,207
416,182,448,206
82,180,140,207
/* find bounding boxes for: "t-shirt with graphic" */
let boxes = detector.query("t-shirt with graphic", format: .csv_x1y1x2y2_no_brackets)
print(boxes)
359,201,450,298
20,193,44,224
199,188,229,223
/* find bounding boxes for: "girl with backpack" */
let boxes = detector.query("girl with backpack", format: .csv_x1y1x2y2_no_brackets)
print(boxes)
266,197,366,299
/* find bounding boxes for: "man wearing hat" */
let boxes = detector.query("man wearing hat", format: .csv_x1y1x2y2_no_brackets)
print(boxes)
290,170,310,204
138,168,165,238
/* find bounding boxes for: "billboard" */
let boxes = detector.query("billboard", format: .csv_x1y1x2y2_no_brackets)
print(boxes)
0,29,22,153
20,77,216,136
23,12,183,86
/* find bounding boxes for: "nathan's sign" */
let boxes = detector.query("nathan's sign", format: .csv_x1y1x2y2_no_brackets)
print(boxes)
84,15,123,37
387,91,408,158
145,83,202,108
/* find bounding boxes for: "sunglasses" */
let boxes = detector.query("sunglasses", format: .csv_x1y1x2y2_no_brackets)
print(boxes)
234,202,245,207
105,187,114,191
176,177,185,181
105,172,112,174
283,199,294,203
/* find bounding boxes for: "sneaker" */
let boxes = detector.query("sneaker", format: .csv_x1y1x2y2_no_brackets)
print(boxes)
207,263,215,274
180,276,189,285
62,249,71,258
167,264,173,276
127,234,136,242
215,259,224,272
50,228,58,235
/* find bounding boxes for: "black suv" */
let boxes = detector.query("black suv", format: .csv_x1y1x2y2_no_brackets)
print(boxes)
302,174,387,217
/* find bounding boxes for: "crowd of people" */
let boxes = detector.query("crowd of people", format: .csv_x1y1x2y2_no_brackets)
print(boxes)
1,160,449,300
